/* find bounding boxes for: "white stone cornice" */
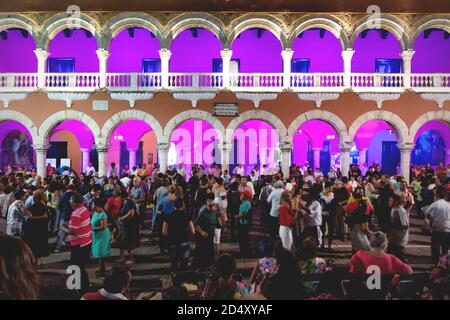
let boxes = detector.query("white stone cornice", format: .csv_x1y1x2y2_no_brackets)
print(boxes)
172,92,217,108
220,49,233,60
235,92,278,108
419,93,450,109
297,93,340,108
46,92,91,108
109,92,155,107
357,93,401,109
0,92,29,108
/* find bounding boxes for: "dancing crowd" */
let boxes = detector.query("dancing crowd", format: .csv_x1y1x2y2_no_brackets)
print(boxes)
0,160,449,300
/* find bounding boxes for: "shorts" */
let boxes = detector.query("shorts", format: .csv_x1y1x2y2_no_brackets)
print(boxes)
213,228,222,245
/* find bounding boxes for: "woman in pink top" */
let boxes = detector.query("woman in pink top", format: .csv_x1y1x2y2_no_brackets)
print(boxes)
350,231,413,275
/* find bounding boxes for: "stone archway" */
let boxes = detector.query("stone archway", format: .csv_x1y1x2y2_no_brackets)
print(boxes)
409,110,450,140
0,110,39,143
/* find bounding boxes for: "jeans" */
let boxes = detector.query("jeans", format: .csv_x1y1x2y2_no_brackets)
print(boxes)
151,207,159,232
168,242,191,271
431,231,450,265
55,218,68,251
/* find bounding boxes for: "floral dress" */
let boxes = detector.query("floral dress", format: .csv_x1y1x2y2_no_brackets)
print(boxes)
300,257,331,294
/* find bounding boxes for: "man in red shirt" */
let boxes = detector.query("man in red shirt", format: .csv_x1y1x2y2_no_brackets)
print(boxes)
63,192,92,291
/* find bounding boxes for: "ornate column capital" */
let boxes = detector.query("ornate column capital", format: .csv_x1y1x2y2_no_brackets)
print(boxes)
34,48,50,60
397,143,414,152
281,48,294,60
158,142,170,151
220,49,233,60
339,141,353,153
33,143,49,152
341,48,355,60
158,49,172,60
96,48,110,60
400,49,415,61
95,143,110,153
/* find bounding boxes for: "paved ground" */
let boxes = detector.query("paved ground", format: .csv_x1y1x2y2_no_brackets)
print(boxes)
0,207,434,298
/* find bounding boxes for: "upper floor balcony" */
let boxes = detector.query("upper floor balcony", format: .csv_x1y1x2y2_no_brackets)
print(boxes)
0,13,449,95
1,71,449,93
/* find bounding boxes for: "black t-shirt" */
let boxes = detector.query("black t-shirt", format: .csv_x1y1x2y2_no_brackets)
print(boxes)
163,211,192,244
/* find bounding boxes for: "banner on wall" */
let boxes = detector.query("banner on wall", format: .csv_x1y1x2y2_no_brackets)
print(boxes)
212,103,238,117
0,130,34,168
60,158,71,168
46,158,57,168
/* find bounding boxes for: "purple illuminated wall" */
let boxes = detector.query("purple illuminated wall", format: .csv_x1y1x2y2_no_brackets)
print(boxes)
51,120,95,149
233,119,279,174
231,29,283,72
292,120,340,165
412,30,450,73
0,120,36,169
48,29,99,72
0,29,36,72
170,29,222,72
352,30,401,72
292,30,343,72
171,119,217,174
108,28,160,72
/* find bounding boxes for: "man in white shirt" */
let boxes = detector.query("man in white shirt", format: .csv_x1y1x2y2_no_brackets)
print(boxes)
267,181,284,237
85,162,96,176
426,186,450,264
233,164,245,177
314,167,323,179
120,173,131,188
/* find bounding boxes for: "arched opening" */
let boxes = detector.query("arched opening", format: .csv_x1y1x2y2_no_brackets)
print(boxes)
354,120,399,176
292,120,340,175
230,28,283,73
48,28,99,72
352,29,402,73
0,28,36,72
412,28,450,73
47,120,96,174
107,120,157,176
170,119,219,177
0,120,36,170
170,28,222,73
231,119,279,176
108,28,161,73
411,120,450,167
291,29,343,72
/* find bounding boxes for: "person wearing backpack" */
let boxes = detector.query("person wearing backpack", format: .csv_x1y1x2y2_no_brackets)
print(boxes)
346,187,373,253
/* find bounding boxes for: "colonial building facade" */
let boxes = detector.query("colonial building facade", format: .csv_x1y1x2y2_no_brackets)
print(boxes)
0,10,449,181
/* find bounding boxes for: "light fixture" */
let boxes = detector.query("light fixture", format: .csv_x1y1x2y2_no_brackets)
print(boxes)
326,134,336,140
113,135,123,141
297,129,303,134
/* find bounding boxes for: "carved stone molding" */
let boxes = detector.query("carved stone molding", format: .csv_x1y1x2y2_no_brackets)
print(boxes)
235,93,278,108
297,93,340,108
0,92,29,108
419,93,450,109
109,92,154,107
357,93,401,109
172,92,217,108
46,92,91,108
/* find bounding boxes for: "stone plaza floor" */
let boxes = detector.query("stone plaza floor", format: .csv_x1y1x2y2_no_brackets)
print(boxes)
0,208,434,298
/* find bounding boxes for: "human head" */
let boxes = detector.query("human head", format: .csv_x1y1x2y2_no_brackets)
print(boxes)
388,193,401,208
70,193,84,209
298,237,318,261
103,266,132,294
0,234,41,299
369,231,388,252
215,254,236,278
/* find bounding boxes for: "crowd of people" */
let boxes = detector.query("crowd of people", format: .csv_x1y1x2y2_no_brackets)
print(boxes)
0,159,449,300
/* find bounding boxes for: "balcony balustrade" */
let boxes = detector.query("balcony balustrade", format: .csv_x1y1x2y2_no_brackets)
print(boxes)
0,72,448,93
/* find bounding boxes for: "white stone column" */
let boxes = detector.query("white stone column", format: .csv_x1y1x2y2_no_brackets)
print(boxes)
280,144,292,178
400,49,415,89
220,49,233,88
358,148,368,166
312,147,321,171
158,142,170,173
80,148,91,173
159,49,172,88
220,142,232,173
340,145,352,178
281,48,294,89
34,144,48,178
96,145,109,177
398,143,413,183
96,49,110,88
34,49,50,88
341,49,355,88
128,148,137,170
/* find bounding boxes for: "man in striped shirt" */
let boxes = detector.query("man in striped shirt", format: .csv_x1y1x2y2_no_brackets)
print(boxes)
63,192,92,291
